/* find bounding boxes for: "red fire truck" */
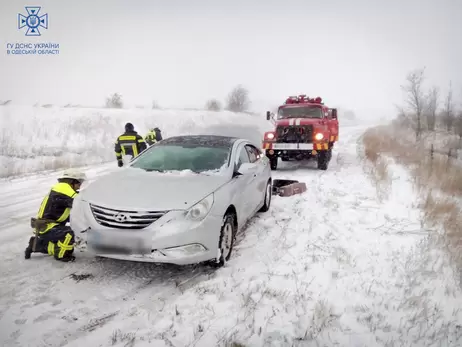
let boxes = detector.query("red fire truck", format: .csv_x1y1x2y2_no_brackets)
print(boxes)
262,95,339,170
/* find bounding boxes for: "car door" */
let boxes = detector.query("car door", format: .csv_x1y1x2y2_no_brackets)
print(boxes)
244,144,268,210
231,143,256,225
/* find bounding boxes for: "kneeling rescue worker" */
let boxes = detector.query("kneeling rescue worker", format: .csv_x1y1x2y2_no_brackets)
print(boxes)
115,122,147,167
25,169,87,262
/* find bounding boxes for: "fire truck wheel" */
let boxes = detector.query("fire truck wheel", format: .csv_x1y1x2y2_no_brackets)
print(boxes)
270,156,278,170
317,151,329,170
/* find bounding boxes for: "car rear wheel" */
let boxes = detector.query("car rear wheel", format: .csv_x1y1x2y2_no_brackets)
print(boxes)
211,213,236,267
258,180,272,212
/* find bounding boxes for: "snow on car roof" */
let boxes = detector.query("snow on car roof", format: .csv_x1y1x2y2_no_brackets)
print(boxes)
158,135,239,147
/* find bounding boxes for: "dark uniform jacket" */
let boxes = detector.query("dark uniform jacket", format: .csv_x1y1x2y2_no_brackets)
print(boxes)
154,128,162,141
114,131,147,160
36,182,78,234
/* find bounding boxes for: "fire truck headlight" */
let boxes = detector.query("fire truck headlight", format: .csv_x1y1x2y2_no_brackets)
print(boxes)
314,133,324,141
266,133,275,140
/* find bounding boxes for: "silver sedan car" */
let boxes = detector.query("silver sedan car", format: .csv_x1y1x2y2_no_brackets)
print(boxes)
70,135,273,266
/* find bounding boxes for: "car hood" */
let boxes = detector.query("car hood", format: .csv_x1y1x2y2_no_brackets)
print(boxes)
80,168,229,211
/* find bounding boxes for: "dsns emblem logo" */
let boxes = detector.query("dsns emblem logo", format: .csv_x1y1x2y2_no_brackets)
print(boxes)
18,7,48,36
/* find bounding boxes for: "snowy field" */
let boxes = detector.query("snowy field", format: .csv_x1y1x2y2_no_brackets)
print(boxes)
1,110,461,346
0,105,274,178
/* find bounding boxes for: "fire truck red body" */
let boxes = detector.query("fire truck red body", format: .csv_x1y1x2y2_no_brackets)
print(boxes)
262,95,339,170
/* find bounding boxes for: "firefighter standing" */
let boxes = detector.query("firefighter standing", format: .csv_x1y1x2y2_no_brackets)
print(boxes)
25,169,87,262
114,122,147,167
153,127,162,142
145,127,162,146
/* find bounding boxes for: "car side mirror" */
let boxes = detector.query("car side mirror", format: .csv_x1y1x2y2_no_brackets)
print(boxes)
234,162,257,177
266,111,271,121
331,108,338,120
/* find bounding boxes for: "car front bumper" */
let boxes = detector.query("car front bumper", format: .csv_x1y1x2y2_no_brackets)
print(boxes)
70,200,222,265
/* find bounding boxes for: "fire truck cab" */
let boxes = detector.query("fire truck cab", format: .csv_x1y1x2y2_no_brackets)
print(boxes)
263,95,339,170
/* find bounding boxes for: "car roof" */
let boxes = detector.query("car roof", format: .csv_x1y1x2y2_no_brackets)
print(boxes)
158,135,240,147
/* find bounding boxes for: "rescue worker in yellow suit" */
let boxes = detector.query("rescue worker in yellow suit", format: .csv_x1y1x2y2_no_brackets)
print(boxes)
25,168,87,262
144,127,159,146
115,122,147,167
145,127,163,146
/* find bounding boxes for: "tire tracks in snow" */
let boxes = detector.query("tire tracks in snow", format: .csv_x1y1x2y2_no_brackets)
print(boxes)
50,264,219,347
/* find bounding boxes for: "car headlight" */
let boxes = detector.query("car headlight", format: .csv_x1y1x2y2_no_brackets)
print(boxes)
314,133,324,141
266,132,275,140
70,196,89,233
185,193,214,221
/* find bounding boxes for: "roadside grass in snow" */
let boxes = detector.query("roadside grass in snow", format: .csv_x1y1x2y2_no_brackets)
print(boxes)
360,125,391,201
362,123,462,280
111,329,136,346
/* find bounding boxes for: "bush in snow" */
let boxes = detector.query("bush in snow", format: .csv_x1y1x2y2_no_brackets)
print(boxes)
152,100,161,109
105,93,123,109
226,85,251,113
205,99,222,111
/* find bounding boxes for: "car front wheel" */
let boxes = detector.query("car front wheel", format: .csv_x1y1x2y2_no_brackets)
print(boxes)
211,213,236,267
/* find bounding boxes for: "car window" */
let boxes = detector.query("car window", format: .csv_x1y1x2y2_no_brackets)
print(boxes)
251,145,262,159
130,144,231,173
236,146,251,168
245,145,260,163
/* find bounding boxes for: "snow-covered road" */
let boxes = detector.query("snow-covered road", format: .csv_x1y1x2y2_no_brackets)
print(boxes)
1,125,461,347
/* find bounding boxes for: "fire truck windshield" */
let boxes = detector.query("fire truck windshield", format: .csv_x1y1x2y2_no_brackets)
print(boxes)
277,106,323,119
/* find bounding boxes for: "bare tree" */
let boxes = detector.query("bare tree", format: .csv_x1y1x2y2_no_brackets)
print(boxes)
205,98,222,111
105,93,123,108
442,82,455,132
425,86,439,132
455,111,462,143
401,68,426,139
343,109,356,120
226,85,251,113
392,105,415,129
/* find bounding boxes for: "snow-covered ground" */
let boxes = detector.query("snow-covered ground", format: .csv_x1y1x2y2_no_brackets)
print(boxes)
1,119,461,347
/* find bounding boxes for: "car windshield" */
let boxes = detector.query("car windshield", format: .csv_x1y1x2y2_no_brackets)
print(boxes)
277,106,323,119
130,144,231,173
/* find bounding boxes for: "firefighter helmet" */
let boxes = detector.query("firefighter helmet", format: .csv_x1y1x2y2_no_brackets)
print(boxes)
125,122,134,132
59,169,87,182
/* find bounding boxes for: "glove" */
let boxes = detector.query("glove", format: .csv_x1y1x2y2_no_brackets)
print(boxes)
117,159,123,167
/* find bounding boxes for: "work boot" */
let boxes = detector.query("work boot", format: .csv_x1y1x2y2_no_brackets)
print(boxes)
24,236,35,259
54,249,76,262
61,255,76,262
57,254,76,262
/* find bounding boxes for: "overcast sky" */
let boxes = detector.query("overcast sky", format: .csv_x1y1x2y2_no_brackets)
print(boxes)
0,0,460,117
